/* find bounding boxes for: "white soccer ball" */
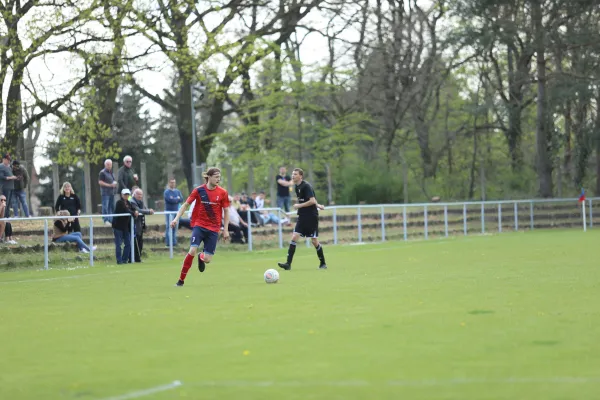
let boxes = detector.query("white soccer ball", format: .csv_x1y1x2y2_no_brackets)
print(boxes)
264,268,279,284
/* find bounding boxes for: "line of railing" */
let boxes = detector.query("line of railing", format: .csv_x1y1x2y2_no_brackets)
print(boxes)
0,197,597,270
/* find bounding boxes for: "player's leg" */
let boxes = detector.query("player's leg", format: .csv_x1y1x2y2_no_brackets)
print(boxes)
311,237,327,269
198,229,218,272
175,227,202,286
278,228,301,270
310,220,326,269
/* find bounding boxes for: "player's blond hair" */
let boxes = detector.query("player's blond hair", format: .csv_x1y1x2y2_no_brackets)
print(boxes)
203,167,221,183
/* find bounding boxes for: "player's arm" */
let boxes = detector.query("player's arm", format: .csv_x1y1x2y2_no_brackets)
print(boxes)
222,207,230,240
171,202,190,223
277,177,293,186
294,196,317,209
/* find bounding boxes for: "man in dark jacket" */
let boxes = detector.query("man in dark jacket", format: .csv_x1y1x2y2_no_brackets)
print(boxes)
112,188,138,264
129,188,154,262
117,155,138,193
11,160,30,217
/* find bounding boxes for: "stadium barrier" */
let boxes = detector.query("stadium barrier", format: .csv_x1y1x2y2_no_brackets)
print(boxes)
0,197,597,269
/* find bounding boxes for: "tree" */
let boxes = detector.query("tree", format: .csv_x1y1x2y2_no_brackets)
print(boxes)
129,0,325,191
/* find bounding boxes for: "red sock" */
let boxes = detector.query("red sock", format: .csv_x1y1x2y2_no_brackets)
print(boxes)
179,253,194,281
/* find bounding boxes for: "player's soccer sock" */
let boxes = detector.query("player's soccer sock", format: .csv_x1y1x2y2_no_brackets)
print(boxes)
286,241,297,265
316,244,326,264
179,253,194,281
199,252,205,262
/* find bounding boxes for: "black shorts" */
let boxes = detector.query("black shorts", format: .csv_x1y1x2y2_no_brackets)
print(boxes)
294,216,318,238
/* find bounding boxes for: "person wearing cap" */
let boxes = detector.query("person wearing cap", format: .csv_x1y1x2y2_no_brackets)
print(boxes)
0,153,18,218
11,159,30,217
111,188,138,264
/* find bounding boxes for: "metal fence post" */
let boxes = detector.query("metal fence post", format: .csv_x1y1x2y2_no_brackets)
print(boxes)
589,199,593,228
498,203,502,233
424,205,428,240
168,213,173,259
130,215,135,263
277,209,283,249
333,208,338,245
463,203,467,235
381,206,386,242
89,217,94,267
530,201,534,230
444,205,448,237
514,202,518,231
403,205,408,241
481,202,485,234
247,209,253,251
44,219,49,270
357,206,362,243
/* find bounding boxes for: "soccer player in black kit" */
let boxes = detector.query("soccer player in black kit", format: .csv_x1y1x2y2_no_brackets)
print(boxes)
278,168,327,271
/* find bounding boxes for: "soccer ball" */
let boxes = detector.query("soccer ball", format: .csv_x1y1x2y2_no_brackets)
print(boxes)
264,268,279,284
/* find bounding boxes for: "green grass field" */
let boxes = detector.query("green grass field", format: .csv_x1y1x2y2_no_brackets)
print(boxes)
1,230,599,400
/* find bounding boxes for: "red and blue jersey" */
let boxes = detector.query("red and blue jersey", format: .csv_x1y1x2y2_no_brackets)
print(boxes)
186,184,230,232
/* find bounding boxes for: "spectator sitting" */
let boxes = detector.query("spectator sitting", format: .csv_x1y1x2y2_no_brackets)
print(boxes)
52,210,96,253
255,191,265,209
238,203,262,226
231,193,241,209
227,199,248,244
259,211,288,226
0,194,17,244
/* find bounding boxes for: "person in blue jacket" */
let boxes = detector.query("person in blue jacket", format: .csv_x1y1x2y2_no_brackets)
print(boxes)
164,177,183,246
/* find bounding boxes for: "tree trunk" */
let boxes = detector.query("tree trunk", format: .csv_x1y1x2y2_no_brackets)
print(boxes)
595,95,600,196
532,0,553,197
177,79,195,191
5,64,23,153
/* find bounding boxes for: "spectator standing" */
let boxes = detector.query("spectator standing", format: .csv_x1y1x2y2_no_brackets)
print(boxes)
164,177,183,246
98,159,117,225
130,188,154,262
112,188,138,264
117,155,138,193
55,182,82,232
276,166,293,213
0,153,17,217
11,160,30,217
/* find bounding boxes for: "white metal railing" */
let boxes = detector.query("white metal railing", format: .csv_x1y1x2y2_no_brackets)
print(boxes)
0,197,597,269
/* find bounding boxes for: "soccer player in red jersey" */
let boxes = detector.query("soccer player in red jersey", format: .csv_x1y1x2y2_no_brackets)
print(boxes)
170,167,230,286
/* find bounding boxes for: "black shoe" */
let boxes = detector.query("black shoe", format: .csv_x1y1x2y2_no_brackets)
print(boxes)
278,262,291,271
175,280,184,287
198,256,206,273
319,264,327,269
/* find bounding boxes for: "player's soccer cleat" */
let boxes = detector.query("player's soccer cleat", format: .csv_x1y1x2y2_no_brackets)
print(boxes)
319,263,327,269
277,262,291,271
198,257,206,273
175,280,184,287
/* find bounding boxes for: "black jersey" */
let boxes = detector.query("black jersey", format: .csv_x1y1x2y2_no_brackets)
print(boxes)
295,180,318,217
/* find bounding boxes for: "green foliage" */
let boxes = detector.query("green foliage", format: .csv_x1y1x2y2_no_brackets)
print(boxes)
55,88,121,166
336,155,405,205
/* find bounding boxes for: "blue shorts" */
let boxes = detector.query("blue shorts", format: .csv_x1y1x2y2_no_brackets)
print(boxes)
190,226,219,255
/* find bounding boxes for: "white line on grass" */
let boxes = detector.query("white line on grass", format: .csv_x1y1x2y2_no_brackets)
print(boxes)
186,377,600,388
99,380,182,400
